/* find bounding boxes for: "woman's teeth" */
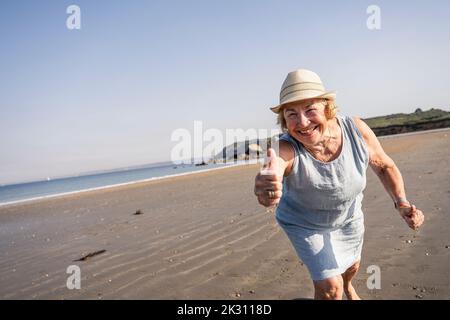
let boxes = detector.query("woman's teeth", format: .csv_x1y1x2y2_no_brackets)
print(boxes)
298,126,318,136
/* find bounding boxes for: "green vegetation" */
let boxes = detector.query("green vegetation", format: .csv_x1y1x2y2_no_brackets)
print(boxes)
363,108,450,128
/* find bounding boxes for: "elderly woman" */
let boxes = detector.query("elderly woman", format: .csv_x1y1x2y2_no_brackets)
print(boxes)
254,69,424,300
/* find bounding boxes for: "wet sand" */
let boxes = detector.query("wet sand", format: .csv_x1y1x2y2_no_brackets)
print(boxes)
0,129,449,299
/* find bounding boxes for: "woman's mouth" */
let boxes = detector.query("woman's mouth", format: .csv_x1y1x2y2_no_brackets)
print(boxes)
297,125,319,137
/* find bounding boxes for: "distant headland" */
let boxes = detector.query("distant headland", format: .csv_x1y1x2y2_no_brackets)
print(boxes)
363,108,450,136
213,108,450,162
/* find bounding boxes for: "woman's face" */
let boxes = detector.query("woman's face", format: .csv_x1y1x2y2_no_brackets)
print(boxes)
282,98,329,146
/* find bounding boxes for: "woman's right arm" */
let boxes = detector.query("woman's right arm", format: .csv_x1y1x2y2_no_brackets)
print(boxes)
254,141,295,207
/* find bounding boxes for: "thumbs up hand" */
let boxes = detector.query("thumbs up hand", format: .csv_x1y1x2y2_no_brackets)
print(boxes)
260,147,279,176
254,148,283,208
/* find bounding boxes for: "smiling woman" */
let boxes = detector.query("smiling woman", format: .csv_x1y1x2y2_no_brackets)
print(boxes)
280,99,341,164
254,69,425,300
277,98,338,134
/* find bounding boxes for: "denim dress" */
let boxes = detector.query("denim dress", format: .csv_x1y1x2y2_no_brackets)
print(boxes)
276,115,369,280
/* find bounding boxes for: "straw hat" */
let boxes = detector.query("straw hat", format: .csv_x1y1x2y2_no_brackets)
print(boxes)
270,69,336,113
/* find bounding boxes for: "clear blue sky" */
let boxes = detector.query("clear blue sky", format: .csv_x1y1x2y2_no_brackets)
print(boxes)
1,0,449,185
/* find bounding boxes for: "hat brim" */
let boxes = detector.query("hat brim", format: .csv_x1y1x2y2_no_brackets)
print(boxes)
270,91,336,114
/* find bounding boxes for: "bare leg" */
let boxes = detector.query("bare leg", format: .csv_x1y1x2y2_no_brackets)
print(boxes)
341,261,361,300
313,276,344,300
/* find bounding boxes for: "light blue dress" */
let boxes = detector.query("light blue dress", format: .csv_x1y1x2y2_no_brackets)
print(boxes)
276,115,369,281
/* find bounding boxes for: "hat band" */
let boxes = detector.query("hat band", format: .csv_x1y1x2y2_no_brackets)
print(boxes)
280,82,325,100
280,89,327,104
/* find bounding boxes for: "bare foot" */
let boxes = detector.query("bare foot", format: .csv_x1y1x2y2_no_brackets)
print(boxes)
344,284,361,300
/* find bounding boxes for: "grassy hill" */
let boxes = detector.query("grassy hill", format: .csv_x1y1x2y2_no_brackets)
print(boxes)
363,108,450,128
362,108,450,136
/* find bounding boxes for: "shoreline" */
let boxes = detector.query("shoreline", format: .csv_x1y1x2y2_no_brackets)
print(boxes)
0,160,261,209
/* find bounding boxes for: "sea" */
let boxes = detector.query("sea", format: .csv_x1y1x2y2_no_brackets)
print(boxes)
0,160,259,207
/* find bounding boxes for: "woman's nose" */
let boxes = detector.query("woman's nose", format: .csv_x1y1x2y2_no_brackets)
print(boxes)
298,114,310,128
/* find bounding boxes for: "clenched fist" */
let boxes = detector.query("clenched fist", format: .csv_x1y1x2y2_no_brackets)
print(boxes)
398,203,425,230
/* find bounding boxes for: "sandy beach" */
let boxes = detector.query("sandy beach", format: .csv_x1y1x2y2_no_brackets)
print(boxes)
0,129,449,300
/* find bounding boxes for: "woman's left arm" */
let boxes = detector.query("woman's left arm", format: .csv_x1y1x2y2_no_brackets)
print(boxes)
352,117,424,230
